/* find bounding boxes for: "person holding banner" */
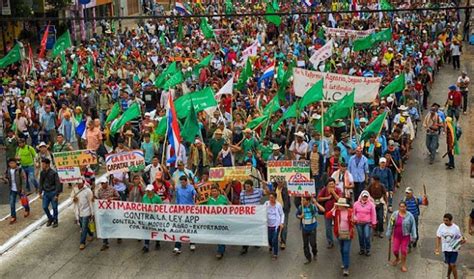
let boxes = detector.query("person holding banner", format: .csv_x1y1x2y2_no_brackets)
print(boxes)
96,176,120,251
264,192,285,260
296,196,325,264
142,184,163,253
174,175,198,254
71,179,94,250
206,185,230,259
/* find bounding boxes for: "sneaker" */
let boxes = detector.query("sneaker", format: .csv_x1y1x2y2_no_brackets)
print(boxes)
216,253,223,260
271,255,278,261
52,221,58,228
173,247,181,254
46,219,53,227
100,244,109,251
280,242,286,250
190,244,196,251
142,247,149,253
365,251,371,256
79,244,86,250
343,269,349,276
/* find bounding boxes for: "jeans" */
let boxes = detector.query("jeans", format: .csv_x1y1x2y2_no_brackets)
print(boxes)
79,216,93,244
99,110,107,128
22,165,38,192
375,204,384,233
356,223,372,252
302,228,317,260
217,244,226,255
338,239,352,269
462,91,468,112
9,191,18,218
353,182,365,201
280,211,289,244
42,190,58,222
448,150,455,167
452,55,460,69
324,217,334,245
268,226,280,256
425,132,439,162
448,107,460,121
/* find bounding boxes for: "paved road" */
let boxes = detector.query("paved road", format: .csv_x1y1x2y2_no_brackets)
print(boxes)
0,49,473,278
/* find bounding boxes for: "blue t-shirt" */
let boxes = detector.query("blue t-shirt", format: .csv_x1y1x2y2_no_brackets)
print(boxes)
176,185,197,205
141,141,154,163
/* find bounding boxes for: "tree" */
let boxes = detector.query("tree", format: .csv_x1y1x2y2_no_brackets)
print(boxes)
47,0,73,10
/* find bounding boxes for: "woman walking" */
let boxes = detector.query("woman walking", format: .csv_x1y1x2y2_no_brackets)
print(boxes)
326,198,354,277
353,190,377,256
386,201,417,272
264,192,285,260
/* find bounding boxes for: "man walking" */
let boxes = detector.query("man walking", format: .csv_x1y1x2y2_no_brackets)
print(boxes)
3,158,28,224
457,71,470,114
423,104,442,164
348,147,369,201
39,158,62,227
296,197,325,264
71,180,94,250
174,176,197,254
403,187,422,248
435,213,466,279
142,184,163,253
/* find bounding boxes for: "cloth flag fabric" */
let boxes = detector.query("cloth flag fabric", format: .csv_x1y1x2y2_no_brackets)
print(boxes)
225,0,234,14
379,74,405,97
258,62,275,86
105,103,121,124
164,71,184,90
110,103,141,134
360,111,387,142
200,18,215,39
177,20,184,41
26,45,33,76
262,96,280,116
309,39,333,68
175,1,192,15
39,24,50,59
60,53,67,75
155,62,178,88
76,119,86,138
215,77,234,98
265,4,281,26
174,87,218,119
0,44,21,69
154,117,167,137
52,30,72,58
182,100,200,143
380,0,394,10
314,90,355,131
328,13,337,28
353,28,392,51
70,58,79,79
85,56,95,78
247,115,269,129
166,94,183,162
272,100,301,132
235,58,253,90
302,0,313,7
241,40,258,62
193,54,214,75
299,79,324,109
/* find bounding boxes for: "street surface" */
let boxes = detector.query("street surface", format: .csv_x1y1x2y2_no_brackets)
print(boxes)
0,47,473,279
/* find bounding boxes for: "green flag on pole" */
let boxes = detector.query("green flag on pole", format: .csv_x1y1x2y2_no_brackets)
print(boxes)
85,56,95,79
353,29,392,52
159,32,166,46
314,90,355,132
110,103,141,134
154,117,167,137
262,96,281,116
177,20,184,41
272,100,301,132
193,54,214,76
380,0,394,10
0,44,21,69
174,87,218,119
163,71,184,90
235,58,253,90
360,111,387,142
265,4,281,26
52,30,72,58
225,0,234,14
105,103,121,124
379,74,405,97
247,115,269,129
70,58,79,79
299,79,324,109
154,62,178,88
60,53,68,76
182,100,200,143
200,18,215,39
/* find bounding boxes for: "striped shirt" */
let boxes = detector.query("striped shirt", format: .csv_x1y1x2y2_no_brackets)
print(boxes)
240,188,263,205
404,197,421,218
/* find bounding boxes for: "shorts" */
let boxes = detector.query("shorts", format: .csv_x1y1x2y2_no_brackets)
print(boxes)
444,251,458,264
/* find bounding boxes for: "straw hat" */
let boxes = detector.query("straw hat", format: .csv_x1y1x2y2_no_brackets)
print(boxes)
335,198,350,207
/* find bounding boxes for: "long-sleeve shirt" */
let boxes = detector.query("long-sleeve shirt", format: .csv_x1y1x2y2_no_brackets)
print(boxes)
39,168,62,193
353,201,377,225
71,186,94,218
348,155,369,183
371,167,394,190
264,201,285,227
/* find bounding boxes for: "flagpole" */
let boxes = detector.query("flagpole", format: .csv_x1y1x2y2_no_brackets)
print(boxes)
350,107,354,141
161,113,170,166
375,112,388,140
320,100,324,134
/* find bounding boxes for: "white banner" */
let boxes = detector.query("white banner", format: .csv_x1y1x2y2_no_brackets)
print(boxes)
293,68,381,103
309,39,333,68
241,40,258,61
105,150,145,174
94,200,268,246
57,167,82,183
324,27,375,40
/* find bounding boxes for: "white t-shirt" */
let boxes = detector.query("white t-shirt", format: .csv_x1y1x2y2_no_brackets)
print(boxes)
10,169,17,192
331,170,354,193
457,76,470,91
289,141,309,160
436,223,463,252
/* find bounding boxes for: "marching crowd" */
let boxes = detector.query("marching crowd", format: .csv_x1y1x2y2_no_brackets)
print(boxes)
0,0,471,277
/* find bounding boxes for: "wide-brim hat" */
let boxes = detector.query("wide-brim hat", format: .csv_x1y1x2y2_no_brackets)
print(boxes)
294,131,305,138
272,144,280,150
335,198,350,207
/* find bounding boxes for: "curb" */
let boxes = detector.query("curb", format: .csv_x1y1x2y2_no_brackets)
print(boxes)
0,198,72,255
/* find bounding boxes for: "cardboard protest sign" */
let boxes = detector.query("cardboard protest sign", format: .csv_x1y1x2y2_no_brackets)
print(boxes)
53,150,97,168
105,150,146,173
267,160,315,196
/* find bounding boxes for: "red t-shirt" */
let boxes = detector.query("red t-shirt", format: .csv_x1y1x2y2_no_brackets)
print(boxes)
318,187,343,213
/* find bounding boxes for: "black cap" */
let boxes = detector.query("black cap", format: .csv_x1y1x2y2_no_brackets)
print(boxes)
41,158,51,164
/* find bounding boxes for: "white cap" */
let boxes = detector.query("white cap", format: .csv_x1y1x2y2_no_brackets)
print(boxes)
96,176,108,185
379,157,387,164
145,184,154,191
38,142,47,148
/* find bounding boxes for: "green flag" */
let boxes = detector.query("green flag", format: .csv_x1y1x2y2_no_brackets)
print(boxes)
182,100,200,143
380,0,394,10
235,59,253,90
60,53,67,76
380,74,405,97
85,56,95,79
277,60,295,101
177,20,184,41
299,79,324,109
272,100,301,132
262,96,280,116
200,18,215,39
225,0,234,14
110,103,141,134
193,54,214,76
247,115,269,129
154,117,167,137
453,122,460,155
154,62,178,88
159,32,166,46
353,29,392,52
52,30,72,58
105,103,121,124
314,90,355,132
360,112,387,142
276,61,285,85
164,71,184,90
0,44,21,69
305,21,312,33
70,58,78,79
174,87,218,119
265,4,281,26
